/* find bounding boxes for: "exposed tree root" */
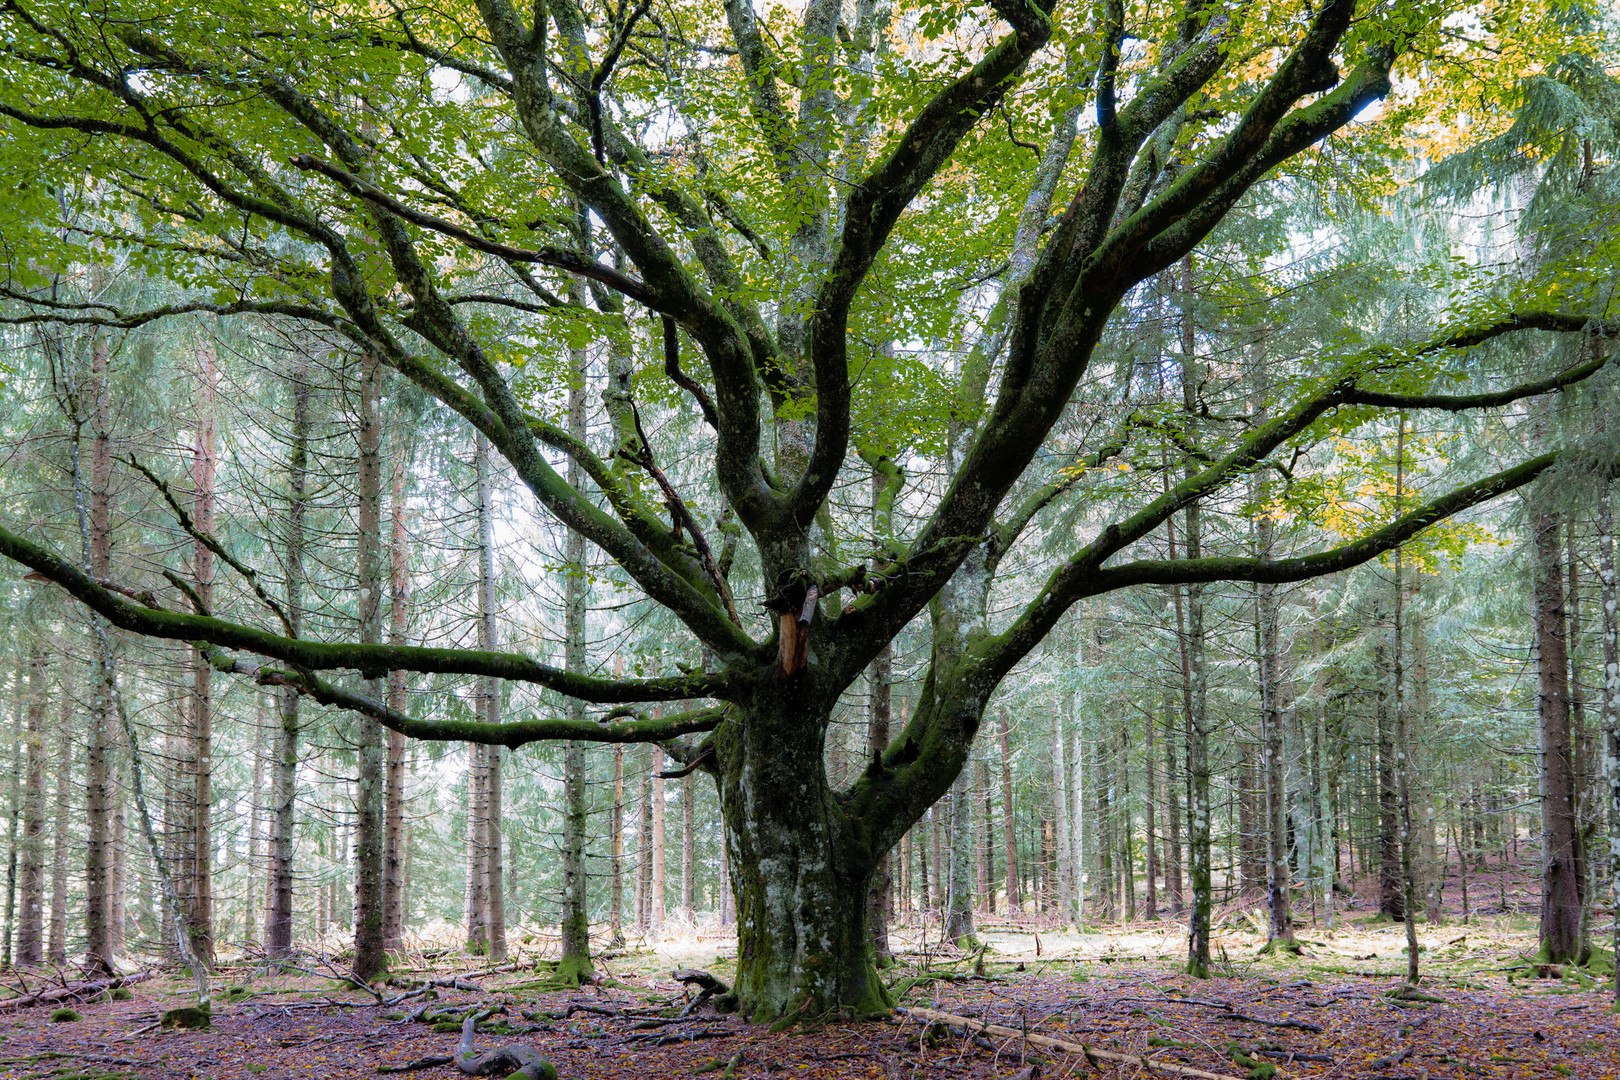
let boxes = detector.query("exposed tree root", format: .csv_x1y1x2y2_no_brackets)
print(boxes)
672,968,733,1014
455,1008,558,1080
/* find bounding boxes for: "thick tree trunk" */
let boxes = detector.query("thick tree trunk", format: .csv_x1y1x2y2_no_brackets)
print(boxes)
265,360,308,959
1533,504,1586,963
714,689,892,1021
351,352,388,983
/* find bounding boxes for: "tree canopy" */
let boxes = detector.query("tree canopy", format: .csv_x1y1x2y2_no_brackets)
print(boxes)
1,0,1617,1019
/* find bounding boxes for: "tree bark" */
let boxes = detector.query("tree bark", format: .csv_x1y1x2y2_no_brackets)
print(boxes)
351,352,388,983
1176,254,1213,976
1394,416,1420,980
650,744,665,935
1094,731,1114,921
16,650,47,965
1375,635,1404,920
383,455,410,951
83,329,115,976
1596,485,1618,1001
466,742,487,952
187,341,218,965
1052,711,1075,923
47,673,73,966
681,771,696,918
944,762,976,944
610,744,625,944
5,662,24,967
1534,502,1586,963
866,641,892,957
1257,472,1293,948
265,358,309,959
1144,702,1158,921
998,715,1019,915
977,755,994,914
636,747,652,931
714,690,893,1021
559,338,591,976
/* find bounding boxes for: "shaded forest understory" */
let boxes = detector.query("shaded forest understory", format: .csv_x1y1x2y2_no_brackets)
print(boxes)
9,852,1619,1080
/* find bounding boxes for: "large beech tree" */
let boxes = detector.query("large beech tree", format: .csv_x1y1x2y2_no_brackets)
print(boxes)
0,0,1616,1018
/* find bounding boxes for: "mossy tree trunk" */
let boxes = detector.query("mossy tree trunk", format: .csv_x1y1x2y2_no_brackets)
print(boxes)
714,683,892,1021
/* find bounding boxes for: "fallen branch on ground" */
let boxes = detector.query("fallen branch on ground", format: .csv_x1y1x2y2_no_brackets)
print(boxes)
899,1006,1249,1080
0,971,155,1014
377,1054,456,1073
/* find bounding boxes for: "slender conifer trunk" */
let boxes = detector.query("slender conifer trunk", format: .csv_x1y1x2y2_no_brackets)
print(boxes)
16,650,47,964
383,454,410,951
265,360,308,959
351,352,387,982
1534,502,1587,963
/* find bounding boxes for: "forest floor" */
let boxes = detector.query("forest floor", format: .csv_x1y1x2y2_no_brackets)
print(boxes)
6,874,1619,1080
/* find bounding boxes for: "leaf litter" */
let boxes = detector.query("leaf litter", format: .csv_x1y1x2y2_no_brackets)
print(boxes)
4,917,1618,1080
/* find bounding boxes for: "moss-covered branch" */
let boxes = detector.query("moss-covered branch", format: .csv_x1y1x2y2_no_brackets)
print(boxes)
1079,449,1563,593
0,523,729,703
203,648,725,748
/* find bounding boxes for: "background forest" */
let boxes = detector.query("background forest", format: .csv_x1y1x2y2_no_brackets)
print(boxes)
0,0,1617,1019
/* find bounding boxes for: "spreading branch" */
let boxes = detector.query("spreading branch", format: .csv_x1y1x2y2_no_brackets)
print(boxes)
0,523,729,703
